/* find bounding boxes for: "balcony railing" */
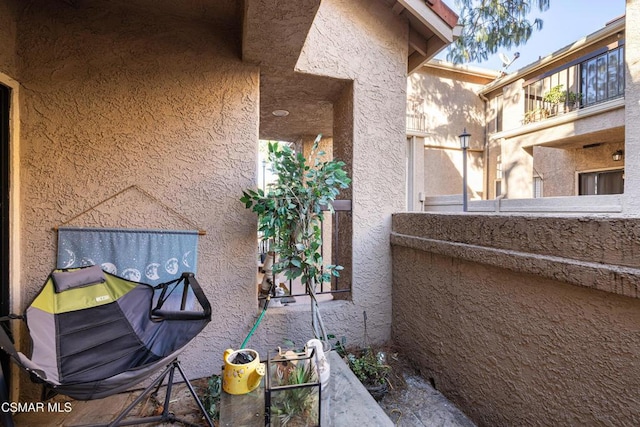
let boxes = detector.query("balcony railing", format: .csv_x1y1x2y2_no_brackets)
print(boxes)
258,200,352,301
406,112,427,133
522,44,624,125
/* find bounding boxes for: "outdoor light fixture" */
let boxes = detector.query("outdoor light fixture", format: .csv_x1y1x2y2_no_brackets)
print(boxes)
612,150,624,162
271,109,290,117
459,128,471,212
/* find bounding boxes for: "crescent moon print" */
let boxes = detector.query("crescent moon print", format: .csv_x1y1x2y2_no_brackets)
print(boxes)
182,251,192,268
145,263,161,281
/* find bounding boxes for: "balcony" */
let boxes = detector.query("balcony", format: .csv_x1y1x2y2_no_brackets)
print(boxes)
522,44,624,125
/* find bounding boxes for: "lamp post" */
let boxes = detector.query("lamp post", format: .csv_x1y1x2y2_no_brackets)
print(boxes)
459,128,470,212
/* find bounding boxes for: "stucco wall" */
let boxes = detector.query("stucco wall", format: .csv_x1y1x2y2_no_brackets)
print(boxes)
15,0,259,394
391,213,640,426
0,0,17,77
408,67,488,199
267,0,407,348
534,142,625,197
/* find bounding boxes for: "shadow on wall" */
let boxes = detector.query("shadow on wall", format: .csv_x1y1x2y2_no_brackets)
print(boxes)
502,156,532,199
408,69,488,198
424,147,484,199
408,70,484,160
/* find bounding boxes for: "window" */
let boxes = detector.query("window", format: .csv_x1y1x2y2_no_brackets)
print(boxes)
523,43,624,123
533,176,543,198
494,180,502,198
578,169,624,195
488,94,503,133
581,45,624,107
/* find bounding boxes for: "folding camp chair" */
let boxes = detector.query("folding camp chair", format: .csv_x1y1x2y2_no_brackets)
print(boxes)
0,265,213,426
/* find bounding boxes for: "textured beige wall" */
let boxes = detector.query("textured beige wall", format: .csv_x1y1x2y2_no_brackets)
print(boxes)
272,0,408,347
0,0,17,77
408,67,487,198
14,0,259,394
8,0,416,399
534,142,625,197
423,148,484,199
392,213,640,426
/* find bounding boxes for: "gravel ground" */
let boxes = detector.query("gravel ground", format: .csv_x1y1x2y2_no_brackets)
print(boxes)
377,350,476,427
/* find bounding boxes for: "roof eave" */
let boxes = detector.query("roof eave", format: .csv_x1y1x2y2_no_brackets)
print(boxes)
395,0,460,74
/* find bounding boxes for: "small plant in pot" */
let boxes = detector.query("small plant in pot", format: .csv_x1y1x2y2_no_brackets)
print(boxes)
346,347,391,401
568,91,583,109
240,135,351,344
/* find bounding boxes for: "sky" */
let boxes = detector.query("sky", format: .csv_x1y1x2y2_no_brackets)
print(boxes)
437,0,627,72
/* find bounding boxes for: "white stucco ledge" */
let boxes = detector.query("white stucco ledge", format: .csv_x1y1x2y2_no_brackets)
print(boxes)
391,213,640,300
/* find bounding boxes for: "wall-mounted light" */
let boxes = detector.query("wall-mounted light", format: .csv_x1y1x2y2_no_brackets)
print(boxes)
272,109,290,117
612,150,624,162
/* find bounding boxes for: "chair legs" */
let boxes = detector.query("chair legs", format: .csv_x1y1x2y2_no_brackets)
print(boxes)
0,363,14,427
82,358,213,427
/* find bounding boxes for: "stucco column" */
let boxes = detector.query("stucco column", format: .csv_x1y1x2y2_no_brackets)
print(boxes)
499,78,533,199
624,0,640,215
503,140,533,199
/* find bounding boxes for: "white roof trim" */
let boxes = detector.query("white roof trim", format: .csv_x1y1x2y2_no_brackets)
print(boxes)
398,0,455,43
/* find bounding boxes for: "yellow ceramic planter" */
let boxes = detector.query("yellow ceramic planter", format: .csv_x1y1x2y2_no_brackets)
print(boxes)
222,348,265,395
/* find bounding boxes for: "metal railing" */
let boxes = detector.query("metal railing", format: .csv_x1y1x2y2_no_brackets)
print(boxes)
258,200,352,301
522,45,624,125
406,112,427,133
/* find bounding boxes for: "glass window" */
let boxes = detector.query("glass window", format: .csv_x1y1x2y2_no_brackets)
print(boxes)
495,180,502,198
533,176,543,198
607,50,619,99
579,170,624,195
581,46,624,107
496,95,503,132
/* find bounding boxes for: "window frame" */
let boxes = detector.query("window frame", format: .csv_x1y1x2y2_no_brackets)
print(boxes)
576,167,624,196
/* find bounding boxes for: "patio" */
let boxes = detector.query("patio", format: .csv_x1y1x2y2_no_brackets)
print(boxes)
11,351,474,426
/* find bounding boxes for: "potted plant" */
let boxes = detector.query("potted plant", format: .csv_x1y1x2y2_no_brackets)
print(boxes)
240,135,351,344
523,107,549,124
345,347,391,401
542,84,567,115
567,91,583,110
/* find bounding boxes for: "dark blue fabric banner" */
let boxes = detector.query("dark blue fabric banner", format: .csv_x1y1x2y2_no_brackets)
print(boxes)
56,227,199,285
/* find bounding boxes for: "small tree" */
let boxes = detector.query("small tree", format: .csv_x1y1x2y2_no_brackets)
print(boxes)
447,0,551,64
241,135,351,342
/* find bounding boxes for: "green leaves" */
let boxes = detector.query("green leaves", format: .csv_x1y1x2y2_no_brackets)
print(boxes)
241,137,350,289
446,0,550,64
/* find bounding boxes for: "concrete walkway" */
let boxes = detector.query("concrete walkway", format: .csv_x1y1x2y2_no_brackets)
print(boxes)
379,374,476,427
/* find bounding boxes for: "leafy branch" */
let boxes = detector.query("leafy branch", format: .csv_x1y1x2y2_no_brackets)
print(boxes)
241,137,351,341
446,0,550,64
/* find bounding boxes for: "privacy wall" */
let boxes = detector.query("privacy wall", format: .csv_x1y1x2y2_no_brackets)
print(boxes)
392,213,640,426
